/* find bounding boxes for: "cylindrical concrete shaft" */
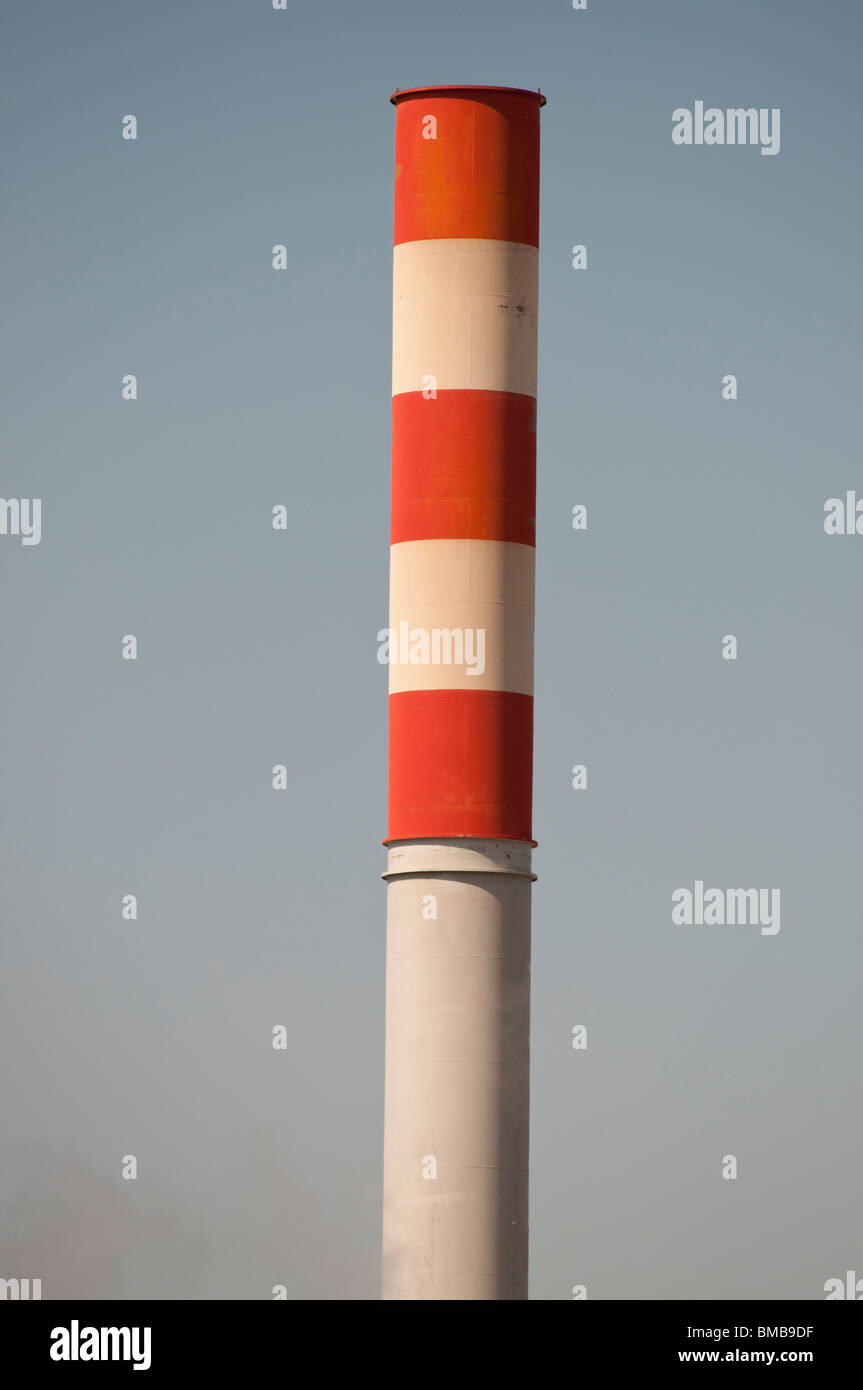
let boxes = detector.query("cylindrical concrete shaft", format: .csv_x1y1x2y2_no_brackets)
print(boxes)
384,85,543,1301
383,846,531,1299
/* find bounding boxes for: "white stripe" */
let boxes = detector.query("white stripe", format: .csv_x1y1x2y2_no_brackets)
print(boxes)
393,239,538,396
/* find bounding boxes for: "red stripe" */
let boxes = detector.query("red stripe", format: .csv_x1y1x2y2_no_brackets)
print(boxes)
391,391,536,546
388,690,533,842
393,92,541,247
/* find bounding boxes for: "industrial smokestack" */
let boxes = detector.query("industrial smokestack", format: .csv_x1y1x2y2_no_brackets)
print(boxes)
382,84,544,1301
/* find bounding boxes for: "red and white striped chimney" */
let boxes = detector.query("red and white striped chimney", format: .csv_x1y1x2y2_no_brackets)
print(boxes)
382,84,544,1301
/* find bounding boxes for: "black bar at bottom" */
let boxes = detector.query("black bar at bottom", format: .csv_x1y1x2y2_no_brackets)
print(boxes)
3,1298,860,1376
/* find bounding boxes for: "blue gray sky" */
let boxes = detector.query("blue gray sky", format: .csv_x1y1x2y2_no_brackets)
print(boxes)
1,0,861,1299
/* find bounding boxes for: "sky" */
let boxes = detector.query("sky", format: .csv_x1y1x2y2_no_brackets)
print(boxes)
1,0,861,1299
